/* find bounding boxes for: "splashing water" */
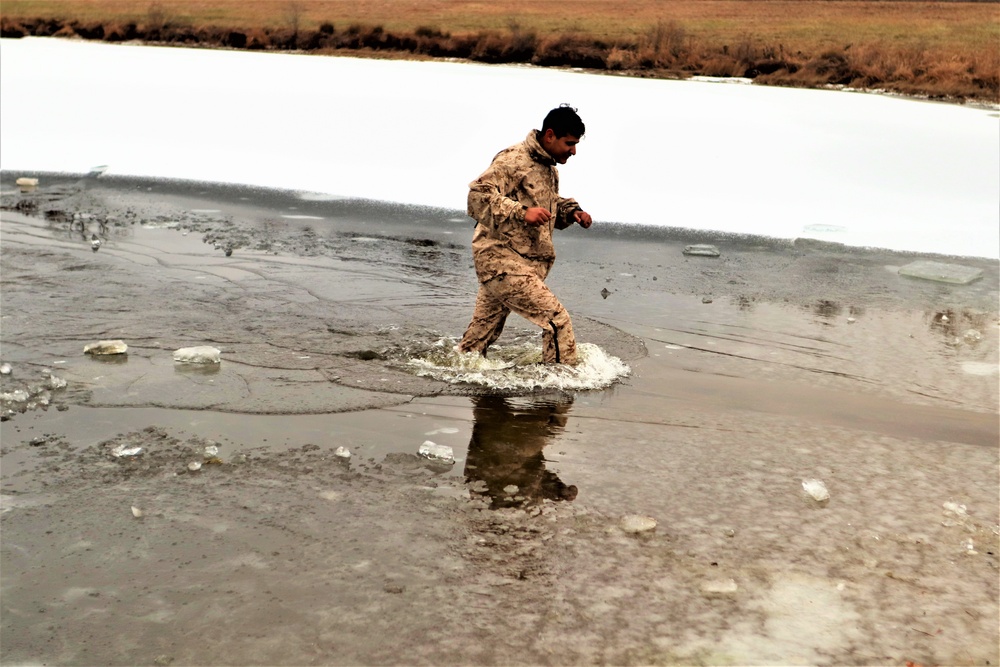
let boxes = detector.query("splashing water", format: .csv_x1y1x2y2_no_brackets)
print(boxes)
405,339,631,391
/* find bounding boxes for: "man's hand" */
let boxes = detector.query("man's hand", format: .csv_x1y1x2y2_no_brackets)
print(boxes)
524,207,551,225
574,210,593,229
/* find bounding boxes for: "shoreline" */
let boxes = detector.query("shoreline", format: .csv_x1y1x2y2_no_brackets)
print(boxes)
7,170,1000,264
2,6,997,105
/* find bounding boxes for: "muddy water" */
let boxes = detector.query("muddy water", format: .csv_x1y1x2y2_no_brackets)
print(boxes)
1,175,998,665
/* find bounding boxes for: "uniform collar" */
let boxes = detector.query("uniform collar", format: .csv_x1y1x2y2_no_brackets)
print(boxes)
525,130,556,166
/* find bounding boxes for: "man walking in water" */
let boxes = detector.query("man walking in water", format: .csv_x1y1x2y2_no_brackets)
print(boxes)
458,104,593,365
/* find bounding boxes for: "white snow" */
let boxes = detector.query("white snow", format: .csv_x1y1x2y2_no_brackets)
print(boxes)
1,37,997,258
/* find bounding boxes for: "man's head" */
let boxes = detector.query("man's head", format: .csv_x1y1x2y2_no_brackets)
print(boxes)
539,104,585,164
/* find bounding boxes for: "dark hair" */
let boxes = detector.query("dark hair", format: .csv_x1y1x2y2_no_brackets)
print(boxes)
541,104,585,139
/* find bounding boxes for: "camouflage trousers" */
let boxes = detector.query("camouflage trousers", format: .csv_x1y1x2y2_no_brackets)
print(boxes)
459,261,578,365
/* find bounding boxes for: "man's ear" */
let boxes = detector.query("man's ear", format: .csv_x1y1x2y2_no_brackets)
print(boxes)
542,128,556,143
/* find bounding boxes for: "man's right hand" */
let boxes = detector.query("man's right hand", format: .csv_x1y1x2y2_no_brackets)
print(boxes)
524,207,551,225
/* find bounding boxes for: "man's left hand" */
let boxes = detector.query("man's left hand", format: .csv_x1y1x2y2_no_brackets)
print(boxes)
574,210,593,229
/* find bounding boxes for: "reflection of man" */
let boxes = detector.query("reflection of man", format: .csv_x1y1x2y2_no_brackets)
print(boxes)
464,395,578,509
458,105,594,365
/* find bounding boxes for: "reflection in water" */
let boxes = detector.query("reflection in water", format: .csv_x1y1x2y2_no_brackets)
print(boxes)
465,395,578,509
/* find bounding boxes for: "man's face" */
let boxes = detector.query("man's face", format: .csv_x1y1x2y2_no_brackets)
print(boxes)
541,129,580,164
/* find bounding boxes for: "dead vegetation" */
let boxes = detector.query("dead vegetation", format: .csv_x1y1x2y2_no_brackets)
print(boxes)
1,1,997,103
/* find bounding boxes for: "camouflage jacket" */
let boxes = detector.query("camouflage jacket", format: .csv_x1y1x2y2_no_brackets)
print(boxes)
468,131,582,281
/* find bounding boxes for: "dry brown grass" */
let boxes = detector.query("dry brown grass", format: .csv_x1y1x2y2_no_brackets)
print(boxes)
2,0,998,102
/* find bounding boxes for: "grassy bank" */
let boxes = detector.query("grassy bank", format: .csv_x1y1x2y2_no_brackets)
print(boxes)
2,0,998,102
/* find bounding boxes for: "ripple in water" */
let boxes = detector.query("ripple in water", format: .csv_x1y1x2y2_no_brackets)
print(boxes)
405,339,630,391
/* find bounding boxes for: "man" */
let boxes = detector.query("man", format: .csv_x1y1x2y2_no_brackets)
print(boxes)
458,105,593,365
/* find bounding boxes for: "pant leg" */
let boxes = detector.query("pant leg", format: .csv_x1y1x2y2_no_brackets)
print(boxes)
477,271,578,365
459,283,510,356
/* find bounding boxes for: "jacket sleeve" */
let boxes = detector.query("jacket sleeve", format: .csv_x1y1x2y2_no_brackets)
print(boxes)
468,153,527,227
554,197,582,230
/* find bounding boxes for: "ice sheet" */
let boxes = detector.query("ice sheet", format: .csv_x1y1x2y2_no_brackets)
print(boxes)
1,37,997,258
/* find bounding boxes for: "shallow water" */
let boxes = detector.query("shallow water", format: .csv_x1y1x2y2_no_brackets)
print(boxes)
1,177,997,665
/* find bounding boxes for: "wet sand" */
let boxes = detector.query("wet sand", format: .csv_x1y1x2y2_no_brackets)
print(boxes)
1,173,998,666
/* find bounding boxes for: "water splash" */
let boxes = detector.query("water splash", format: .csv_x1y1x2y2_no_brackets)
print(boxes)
404,339,630,391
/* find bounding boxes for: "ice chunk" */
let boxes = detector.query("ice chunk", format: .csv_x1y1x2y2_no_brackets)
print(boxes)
619,514,657,533
962,329,982,344
84,340,128,355
45,375,67,390
1,390,30,403
173,346,221,364
682,244,720,257
700,578,738,596
131,506,144,518
334,446,351,459
960,362,998,376
187,461,202,471
417,440,455,464
503,484,519,495
802,479,830,502
0,363,11,375
898,261,983,285
16,177,38,193
111,444,143,458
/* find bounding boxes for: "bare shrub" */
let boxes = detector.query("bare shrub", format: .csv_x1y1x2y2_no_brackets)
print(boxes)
606,46,638,70
533,34,607,69
0,19,28,39
700,56,741,77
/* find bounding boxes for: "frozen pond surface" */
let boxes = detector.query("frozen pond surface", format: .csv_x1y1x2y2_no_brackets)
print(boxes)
1,37,998,258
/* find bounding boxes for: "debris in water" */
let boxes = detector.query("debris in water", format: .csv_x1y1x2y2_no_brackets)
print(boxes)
619,514,657,534
204,444,219,457
0,363,11,375
702,296,713,304
131,506,144,518
898,260,983,285
84,340,128,355
173,346,221,364
187,461,202,472
600,288,610,299
683,244,721,257
418,440,455,464
503,485,519,495
334,446,352,459
802,478,830,503
91,234,102,252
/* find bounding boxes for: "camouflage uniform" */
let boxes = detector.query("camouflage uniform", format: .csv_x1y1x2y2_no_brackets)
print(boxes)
458,130,584,364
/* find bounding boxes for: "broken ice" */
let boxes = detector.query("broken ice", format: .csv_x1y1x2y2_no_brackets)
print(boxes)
84,340,128,355
417,441,455,464
334,446,351,459
173,346,221,364
897,261,983,285
619,514,657,533
682,244,720,257
111,444,143,458
802,479,830,502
